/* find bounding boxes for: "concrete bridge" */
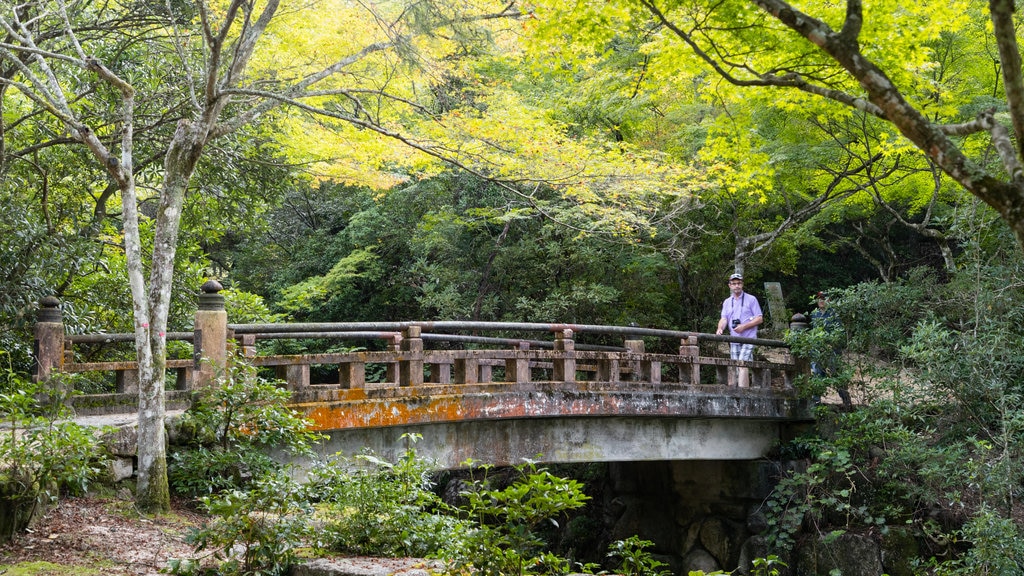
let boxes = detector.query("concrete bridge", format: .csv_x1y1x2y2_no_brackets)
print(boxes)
33,284,814,469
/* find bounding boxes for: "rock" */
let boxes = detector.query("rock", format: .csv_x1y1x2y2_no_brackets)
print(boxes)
794,532,883,576
699,517,742,567
746,510,768,534
736,535,768,575
106,457,135,482
289,557,444,576
683,548,721,574
881,526,920,576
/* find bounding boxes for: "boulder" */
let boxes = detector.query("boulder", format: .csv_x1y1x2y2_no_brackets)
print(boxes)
794,532,883,576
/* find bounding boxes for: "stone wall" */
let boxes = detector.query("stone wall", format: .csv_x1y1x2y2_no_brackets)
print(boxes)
599,460,774,575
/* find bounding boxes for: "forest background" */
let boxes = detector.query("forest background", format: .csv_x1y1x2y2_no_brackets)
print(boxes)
4,0,1024,571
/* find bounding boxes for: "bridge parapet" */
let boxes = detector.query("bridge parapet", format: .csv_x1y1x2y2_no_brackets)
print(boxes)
32,292,808,420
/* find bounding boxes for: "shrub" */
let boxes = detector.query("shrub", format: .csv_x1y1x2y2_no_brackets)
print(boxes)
168,358,320,497
171,471,312,576
0,353,107,541
307,435,468,557
605,536,671,576
440,460,591,576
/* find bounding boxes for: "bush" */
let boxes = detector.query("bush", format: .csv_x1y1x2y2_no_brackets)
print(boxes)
440,460,591,576
171,471,312,576
307,435,468,557
0,353,108,541
606,536,671,576
168,359,320,498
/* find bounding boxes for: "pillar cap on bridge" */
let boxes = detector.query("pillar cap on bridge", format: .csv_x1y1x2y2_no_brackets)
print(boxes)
789,313,809,331
198,280,225,311
37,296,62,323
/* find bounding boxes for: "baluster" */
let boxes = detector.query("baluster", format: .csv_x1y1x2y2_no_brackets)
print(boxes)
276,364,309,391
553,329,575,383
386,334,402,385
679,335,699,385
624,339,643,381
506,341,531,384
455,355,479,384
596,354,619,383
238,334,257,358
427,360,451,384
399,326,424,386
339,360,365,389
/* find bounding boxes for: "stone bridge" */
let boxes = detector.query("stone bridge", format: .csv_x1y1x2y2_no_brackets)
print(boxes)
33,284,814,469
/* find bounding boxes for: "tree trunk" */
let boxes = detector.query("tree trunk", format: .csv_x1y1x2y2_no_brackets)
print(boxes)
133,121,206,513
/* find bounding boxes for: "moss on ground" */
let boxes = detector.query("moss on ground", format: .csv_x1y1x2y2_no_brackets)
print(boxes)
0,561,102,575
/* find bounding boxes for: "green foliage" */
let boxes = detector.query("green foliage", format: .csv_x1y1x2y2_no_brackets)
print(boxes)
784,324,849,400
440,460,591,576
685,554,787,576
172,471,312,576
169,360,320,497
928,506,1024,575
605,536,670,576
166,360,322,575
0,355,108,539
223,175,684,328
305,436,466,557
221,289,284,324
825,268,938,360
762,442,885,554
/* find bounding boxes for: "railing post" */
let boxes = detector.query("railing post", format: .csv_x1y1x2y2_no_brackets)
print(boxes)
400,326,424,386
624,339,658,383
505,341,531,384
679,335,699,385
553,329,575,383
596,354,619,382
624,339,643,381
386,334,402,384
455,354,479,384
194,280,227,389
33,296,64,384
338,359,365,389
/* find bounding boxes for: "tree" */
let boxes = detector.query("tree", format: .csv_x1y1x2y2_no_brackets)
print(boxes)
0,0,530,512
532,0,1024,251
4,0,701,513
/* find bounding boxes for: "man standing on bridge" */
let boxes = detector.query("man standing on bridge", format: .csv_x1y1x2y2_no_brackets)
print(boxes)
715,273,763,387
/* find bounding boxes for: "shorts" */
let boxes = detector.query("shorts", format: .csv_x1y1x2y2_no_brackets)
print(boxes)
729,343,754,361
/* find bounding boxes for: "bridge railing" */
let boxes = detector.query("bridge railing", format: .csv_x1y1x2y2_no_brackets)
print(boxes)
31,285,806,415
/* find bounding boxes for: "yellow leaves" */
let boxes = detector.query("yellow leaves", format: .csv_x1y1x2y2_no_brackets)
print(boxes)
698,124,774,204
249,0,389,78
275,111,436,189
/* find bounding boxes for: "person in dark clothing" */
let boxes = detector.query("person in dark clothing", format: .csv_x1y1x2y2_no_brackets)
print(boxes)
810,292,851,408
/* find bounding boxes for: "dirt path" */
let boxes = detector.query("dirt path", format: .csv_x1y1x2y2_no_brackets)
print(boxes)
0,495,444,576
0,495,202,575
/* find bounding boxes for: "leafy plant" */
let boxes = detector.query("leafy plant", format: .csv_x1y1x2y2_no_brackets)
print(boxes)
171,471,311,576
0,353,107,541
605,536,670,576
928,506,1024,575
168,358,320,497
441,459,591,576
307,435,467,558
761,442,886,555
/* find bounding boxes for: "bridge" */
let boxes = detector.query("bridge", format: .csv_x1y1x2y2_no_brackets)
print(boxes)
32,284,814,469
